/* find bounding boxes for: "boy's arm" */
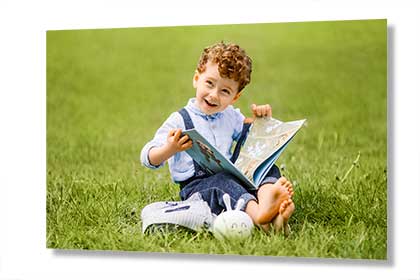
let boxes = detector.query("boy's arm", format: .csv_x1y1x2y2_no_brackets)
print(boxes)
141,112,190,169
148,128,192,166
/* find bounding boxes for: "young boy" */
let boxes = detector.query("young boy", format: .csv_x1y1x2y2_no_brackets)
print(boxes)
141,42,295,232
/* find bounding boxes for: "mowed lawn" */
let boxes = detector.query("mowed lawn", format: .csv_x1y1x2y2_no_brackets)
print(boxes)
47,20,387,259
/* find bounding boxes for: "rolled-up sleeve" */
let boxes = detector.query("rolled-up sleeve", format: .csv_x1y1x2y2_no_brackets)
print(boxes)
140,112,184,169
140,142,164,169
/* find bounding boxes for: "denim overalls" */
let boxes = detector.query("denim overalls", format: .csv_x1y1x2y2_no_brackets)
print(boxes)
177,108,281,215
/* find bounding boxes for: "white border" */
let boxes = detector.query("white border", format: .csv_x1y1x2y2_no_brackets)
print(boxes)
1,1,419,279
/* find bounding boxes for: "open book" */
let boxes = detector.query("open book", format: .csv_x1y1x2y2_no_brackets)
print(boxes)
182,117,306,190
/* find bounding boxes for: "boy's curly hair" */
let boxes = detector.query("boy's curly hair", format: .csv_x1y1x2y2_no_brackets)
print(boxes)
197,42,252,93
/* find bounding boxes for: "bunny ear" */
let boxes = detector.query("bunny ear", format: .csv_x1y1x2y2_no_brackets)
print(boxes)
222,193,232,211
235,199,245,210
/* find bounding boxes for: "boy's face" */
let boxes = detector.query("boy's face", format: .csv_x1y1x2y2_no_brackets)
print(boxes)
193,62,241,115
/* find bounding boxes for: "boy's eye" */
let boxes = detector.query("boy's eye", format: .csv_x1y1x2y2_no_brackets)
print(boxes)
222,89,231,95
206,80,213,86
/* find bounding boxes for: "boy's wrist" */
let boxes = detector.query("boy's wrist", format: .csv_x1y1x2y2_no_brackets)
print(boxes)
149,143,176,166
244,117,254,124
163,142,179,156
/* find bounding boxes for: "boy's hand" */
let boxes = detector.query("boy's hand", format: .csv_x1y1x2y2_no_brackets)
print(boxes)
148,128,192,166
166,128,192,153
251,103,272,119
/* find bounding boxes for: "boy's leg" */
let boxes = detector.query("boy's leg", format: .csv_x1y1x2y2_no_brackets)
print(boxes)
179,172,256,215
180,170,295,230
180,172,285,229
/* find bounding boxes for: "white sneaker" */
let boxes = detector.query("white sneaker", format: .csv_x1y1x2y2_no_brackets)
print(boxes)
141,192,215,233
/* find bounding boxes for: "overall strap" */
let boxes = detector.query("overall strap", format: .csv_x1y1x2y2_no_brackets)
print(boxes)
178,108,194,130
230,122,252,163
177,108,207,177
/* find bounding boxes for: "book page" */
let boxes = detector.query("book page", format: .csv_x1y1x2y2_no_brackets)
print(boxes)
234,118,305,184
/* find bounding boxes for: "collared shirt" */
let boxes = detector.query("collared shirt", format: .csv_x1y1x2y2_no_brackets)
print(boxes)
140,98,245,182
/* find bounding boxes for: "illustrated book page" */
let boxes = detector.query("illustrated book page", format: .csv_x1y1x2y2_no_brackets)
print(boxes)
234,118,306,185
183,118,305,190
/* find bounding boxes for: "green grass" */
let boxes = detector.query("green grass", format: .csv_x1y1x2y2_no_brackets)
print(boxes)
47,19,387,259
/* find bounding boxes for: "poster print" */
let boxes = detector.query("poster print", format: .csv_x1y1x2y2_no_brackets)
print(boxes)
47,19,387,259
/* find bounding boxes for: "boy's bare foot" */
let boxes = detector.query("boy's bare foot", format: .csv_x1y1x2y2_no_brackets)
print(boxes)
259,223,271,233
273,198,295,236
281,199,295,221
256,180,290,224
275,177,295,236
279,177,294,198
282,200,295,237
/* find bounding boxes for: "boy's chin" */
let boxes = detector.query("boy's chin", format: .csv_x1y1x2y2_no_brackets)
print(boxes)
198,104,222,115
201,108,219,115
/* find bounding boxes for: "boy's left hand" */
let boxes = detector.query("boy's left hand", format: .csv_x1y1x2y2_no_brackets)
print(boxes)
251,103,272,119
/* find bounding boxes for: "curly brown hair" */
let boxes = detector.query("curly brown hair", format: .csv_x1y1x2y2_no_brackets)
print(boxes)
196,42,252,93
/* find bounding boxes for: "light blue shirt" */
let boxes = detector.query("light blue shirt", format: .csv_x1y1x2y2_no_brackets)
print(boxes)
140,98,245,182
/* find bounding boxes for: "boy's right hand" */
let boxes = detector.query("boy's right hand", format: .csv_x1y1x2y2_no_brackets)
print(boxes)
166,128,192,153
148,128,192,166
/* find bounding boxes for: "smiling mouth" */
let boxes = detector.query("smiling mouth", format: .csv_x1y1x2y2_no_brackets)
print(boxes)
204,99,218,107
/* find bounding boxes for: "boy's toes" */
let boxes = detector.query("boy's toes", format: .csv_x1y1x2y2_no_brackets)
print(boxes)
279,200,289,214
282,201,295,220
277,177,287,185
279,202,286,214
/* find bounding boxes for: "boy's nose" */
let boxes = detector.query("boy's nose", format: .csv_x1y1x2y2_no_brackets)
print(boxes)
208,88,218,98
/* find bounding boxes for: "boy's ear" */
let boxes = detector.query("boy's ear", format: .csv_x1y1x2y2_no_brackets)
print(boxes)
232,91,242,103
192,71,199,88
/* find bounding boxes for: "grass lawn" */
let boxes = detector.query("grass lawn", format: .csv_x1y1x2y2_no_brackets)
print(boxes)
47,19,387,259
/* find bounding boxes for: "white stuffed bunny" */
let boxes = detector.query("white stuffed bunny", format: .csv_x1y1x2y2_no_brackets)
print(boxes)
212,193,254,241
